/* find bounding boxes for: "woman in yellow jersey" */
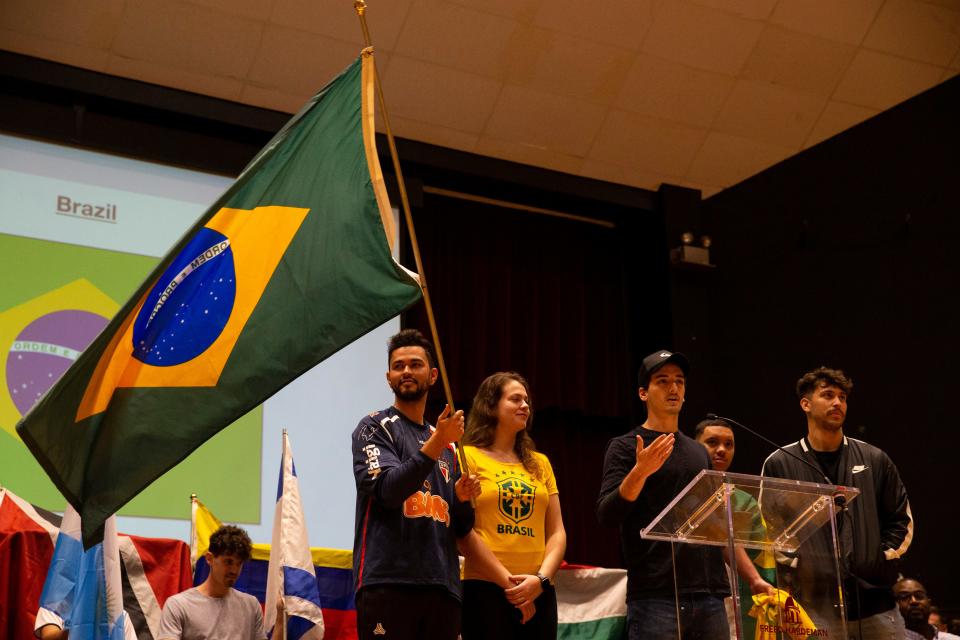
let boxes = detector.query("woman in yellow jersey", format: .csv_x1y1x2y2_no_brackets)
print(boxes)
460,372,567,639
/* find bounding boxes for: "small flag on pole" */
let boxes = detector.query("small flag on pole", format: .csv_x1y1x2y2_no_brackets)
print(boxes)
265,431,324,640
190,494,223,569
17,49,422,546
35,506,136,639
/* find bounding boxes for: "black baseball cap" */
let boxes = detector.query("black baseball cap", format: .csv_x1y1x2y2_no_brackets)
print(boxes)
638,350,690,388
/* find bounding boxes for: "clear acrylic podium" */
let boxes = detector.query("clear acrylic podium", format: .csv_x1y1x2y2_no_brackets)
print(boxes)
641,470,859,640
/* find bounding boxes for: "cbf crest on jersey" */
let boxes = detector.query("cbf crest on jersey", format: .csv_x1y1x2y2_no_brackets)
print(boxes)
498,475,537,524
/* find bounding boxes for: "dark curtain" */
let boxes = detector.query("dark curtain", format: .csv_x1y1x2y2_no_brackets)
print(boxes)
695,77,960,612
401,191,670,567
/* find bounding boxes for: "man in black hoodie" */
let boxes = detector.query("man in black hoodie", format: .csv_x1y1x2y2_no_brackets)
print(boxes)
762,366,913,640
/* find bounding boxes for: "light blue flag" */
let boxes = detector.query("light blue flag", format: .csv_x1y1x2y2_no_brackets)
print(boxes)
36,506,134,640
265,431,325,640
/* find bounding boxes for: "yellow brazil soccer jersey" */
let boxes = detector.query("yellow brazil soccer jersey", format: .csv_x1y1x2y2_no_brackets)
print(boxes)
462,445,559,579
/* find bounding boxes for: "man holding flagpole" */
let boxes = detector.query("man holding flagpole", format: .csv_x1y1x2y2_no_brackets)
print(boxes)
351,329,480,640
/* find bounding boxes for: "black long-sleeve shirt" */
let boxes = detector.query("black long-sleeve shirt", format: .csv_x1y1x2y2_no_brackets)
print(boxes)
596,426,729,601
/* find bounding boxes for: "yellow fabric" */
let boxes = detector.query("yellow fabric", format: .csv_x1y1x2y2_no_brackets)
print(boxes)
191,497,354,569
749,589,818,640
754,547,777,570
192,498,222,560
462,446,558,578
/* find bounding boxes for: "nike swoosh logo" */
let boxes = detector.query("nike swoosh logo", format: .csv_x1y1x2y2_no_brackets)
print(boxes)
852,465,868,474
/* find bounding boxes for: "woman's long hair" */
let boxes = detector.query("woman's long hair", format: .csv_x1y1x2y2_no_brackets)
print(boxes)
463,372,543,480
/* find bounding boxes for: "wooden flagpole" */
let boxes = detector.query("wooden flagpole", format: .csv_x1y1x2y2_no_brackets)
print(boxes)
353,1,472,481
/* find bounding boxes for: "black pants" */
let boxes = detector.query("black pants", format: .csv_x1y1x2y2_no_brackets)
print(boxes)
356,585,461,640
461,579,558,640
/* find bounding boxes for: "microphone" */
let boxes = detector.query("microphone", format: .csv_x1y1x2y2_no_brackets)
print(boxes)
705,413,846,507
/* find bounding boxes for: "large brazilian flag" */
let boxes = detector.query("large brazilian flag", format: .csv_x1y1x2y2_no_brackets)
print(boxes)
17,50,422,546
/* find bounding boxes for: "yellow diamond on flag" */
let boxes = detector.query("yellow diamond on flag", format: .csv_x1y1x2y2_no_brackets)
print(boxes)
0,279,118,440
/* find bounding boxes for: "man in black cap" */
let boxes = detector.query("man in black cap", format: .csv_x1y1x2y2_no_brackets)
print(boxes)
597,350,731,640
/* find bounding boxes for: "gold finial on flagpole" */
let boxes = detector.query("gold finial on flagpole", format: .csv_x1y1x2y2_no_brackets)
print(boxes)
354,1,472,483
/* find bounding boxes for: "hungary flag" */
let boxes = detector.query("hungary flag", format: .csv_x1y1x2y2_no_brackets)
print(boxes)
556,564,627,639
17,50,422,547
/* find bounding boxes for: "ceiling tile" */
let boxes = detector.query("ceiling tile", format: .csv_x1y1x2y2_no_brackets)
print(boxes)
740,26,856,96
379,56,502,133
921,0,960,8
833,49,946,110
388,116,480,152
641,2,764,75
474,136,585,175
239,84,305,114
578,157,669,191
770,0,884,45
803,100,879,148
531,0,660,50
483,84,608,157
270,0,411,50
0,0,125,49
0,30,111,72
690,0,779,21
590,110,707,177
687,131,794,186
393,0,517,79
863,0,960,66
248,26,367,94
445,0,542,23
713,80,826,147
113,0,263,79
106,55,244,101
615,54,734,128
6,0,953,193
502,27,635,105
190,0,275,22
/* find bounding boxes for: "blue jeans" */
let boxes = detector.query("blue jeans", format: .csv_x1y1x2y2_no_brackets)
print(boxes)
628,594,730,640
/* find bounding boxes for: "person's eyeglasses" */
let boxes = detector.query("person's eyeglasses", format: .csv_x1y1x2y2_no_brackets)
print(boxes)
895,591,927,602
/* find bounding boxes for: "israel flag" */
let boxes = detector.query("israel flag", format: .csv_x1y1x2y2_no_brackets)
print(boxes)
35,506,135,639
265,431,325,640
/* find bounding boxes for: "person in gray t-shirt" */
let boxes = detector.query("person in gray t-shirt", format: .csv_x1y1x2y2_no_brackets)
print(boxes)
159,525,277,640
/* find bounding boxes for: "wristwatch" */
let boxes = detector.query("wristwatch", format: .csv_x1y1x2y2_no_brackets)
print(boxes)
535,572,550,587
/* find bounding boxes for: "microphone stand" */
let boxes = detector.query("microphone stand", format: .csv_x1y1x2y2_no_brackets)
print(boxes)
708,413,859,637
705,413,848,509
